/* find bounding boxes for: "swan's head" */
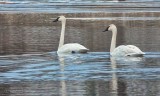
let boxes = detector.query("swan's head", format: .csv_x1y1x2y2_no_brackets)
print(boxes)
103,24,117,32
53,16,66,22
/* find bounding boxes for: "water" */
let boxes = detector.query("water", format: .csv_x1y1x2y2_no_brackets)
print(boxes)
0,52,160,95
1,0,160,13
1,14,160,54
0,0,160,54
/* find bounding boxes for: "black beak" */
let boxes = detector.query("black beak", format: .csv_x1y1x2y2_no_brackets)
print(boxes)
102,26,110,32
53,17,60,22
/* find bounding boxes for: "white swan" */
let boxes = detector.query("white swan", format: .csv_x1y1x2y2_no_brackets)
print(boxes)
53,16,89,54
103,24,145,57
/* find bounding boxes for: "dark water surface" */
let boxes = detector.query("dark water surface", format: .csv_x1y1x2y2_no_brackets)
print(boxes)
0,52,160,96
0,0,160,54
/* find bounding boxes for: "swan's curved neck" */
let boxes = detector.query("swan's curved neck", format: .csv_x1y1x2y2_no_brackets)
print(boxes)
58,20,66,49
110,28,117,52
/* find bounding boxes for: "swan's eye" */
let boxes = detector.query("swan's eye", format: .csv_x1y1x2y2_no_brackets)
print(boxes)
102,26,110,32
106,26,110,30
72,51,76,54
53,17,60,22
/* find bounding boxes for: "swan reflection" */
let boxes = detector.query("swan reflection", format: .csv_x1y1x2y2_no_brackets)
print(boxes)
110,56,144,96
110,57,118,96
58,57,67,96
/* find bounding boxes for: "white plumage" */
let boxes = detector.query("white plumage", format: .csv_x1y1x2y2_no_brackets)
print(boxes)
57,43,89,54
111,45,145,57
103,24,145,57
53,16,89,55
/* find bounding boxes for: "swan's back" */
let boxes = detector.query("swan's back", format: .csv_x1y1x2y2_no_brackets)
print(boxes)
57,43,89,54
111,45,144,57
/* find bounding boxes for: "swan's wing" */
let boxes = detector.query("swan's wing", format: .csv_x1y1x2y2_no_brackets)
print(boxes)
111,45,144,57
126,45,145,54
124,45,144,56
57,43,89,54
111,45,130,56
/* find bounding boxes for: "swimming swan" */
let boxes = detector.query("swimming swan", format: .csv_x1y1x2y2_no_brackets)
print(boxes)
103,24,145,57
53,16,89,54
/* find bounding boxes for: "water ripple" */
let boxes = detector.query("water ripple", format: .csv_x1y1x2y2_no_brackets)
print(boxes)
0,52,160,83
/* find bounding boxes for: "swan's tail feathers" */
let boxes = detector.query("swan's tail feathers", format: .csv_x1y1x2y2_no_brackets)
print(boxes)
126,52,145,57
78,49,89,54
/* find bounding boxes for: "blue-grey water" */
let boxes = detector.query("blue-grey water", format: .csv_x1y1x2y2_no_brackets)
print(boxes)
0,52,160,96
1,0,160,13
